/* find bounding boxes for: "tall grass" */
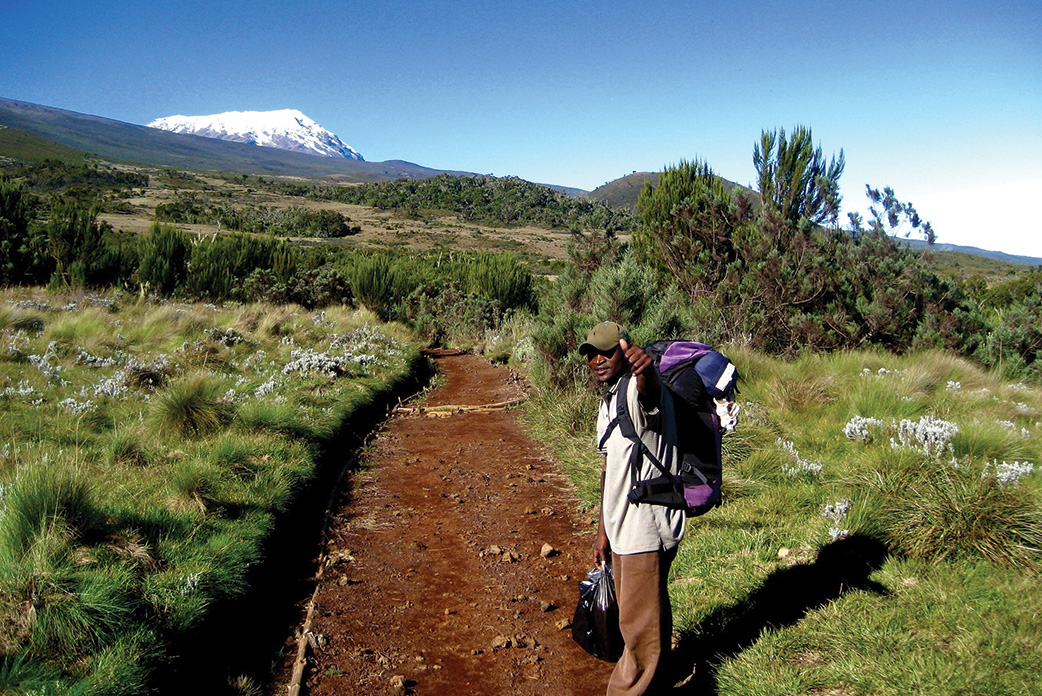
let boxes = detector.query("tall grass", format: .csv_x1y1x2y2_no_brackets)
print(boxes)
0,287,420,691
104,429,150,467
0,465,102,559
520,383,602,508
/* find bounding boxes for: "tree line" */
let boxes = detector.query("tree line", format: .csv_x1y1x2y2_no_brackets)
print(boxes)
0,177,535,336
154,193,361,238
237,172,638,232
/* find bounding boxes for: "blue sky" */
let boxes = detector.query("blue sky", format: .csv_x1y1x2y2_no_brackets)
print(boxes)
3,1,1040,257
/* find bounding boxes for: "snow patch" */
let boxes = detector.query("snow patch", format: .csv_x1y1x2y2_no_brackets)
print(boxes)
147,109,364,160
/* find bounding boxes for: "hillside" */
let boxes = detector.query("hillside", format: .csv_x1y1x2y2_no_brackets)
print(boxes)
906,238,1042,269
0,98,467,181
0,123,90,163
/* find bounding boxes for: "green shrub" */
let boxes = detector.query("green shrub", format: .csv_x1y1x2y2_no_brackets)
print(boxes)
348,254,405,318
138,222,190,296
588,249,657,332
407,284,504,347
184,233,295,301
631,151,988,360
976,289,1042,382
0,178,47,287
466,253,533,308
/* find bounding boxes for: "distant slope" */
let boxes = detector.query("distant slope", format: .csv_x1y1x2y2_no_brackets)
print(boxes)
906,239,1041,268
0,124,92,163
586,170,756,210
585,171,660,209
0,98,469,181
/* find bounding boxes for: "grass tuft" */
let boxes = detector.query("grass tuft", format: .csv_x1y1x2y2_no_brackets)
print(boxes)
105,430,150,467
167,459,217,514
861,461,1042,568
0,465,103,559
150,374,232,437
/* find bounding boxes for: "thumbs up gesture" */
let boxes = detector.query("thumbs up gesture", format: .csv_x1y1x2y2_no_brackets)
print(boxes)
619,338,660,405
619,338,653,377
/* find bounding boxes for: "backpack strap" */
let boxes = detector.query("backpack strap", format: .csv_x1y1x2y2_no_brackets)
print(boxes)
599,375,677,494
597,415,620,451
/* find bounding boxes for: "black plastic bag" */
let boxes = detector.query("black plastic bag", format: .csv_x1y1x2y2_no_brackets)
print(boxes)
571,565,624,662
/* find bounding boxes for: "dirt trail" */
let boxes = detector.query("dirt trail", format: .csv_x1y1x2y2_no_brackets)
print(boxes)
279,352,613,695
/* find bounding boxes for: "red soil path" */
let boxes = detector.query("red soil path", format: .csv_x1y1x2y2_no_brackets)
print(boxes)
280,352,614,695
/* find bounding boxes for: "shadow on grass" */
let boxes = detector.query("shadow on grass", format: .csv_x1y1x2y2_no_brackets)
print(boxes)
671,534,891,695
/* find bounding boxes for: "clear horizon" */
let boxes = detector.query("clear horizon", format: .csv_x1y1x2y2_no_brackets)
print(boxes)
2,1,1039,257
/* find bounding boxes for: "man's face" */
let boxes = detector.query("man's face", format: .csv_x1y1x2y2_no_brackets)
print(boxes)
586,344,626,384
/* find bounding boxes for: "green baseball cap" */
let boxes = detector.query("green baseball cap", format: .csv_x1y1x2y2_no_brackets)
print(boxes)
578,321,629,358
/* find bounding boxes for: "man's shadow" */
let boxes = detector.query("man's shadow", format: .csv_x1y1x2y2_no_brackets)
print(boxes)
670,534,891,694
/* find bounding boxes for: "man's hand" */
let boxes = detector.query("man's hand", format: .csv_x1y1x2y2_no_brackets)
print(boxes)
619,338,660,407
618,338,653,376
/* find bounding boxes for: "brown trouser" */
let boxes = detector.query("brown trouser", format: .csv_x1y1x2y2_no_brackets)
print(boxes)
607,546,677,696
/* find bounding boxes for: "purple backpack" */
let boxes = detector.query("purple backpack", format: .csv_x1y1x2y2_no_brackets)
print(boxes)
600,341,738,516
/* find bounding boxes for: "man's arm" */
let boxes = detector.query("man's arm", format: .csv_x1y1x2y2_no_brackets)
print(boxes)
619,338,660,409
594,467,610,567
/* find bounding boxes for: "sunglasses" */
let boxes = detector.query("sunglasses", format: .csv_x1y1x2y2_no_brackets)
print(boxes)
584,345,619,360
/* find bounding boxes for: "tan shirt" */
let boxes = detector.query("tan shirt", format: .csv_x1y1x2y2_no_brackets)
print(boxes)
596,376,686,555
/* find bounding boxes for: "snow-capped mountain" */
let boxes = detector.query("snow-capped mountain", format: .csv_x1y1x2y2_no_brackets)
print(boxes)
146,109,363,160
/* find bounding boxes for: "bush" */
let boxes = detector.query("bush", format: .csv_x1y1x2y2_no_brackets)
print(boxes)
184,233,295,301
588,250,658,333
139,222,190,295
407,283,505,347
155,196,360,238
632,158,986,358
976,283,1042,381
0,179,45,287
529,245,693,391
348,254,405,318
466,253,533,309
46,198,109,288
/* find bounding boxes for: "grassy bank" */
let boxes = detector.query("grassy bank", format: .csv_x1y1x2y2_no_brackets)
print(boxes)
523,346,1042,695
0,289,421,694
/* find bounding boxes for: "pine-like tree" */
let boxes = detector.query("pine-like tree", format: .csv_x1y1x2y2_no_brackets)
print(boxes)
754,125,845,229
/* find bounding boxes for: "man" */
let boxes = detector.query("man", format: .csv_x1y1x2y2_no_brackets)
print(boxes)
579,321,685,696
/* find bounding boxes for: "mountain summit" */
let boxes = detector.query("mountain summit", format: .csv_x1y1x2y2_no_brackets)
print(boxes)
146,109,363,160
